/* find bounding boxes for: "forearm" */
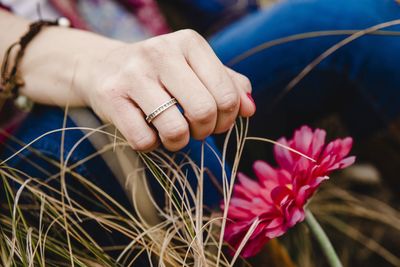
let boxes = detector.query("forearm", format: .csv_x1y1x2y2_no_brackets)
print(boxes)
0,10,122,107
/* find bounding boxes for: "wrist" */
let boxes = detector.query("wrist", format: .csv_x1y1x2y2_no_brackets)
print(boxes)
19,25,123,107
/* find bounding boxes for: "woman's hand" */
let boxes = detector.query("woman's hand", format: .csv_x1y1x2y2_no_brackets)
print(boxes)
0,11,255,152
79,29,256,151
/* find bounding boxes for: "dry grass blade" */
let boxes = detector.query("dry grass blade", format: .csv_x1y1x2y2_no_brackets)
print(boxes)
321,216,400,266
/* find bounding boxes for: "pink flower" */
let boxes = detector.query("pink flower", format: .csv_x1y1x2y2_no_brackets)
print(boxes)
223,126,355,258
274,126,355,179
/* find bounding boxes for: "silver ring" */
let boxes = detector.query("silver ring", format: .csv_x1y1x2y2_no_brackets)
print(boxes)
145,98,178,123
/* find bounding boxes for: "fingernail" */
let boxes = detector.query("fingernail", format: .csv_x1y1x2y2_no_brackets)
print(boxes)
247,93,256,108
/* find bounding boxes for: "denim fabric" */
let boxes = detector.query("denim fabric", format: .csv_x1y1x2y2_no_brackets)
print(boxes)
0,106,134,250
210,0,400,138
1,106,126,203
184,0,258,13
167,0,258,34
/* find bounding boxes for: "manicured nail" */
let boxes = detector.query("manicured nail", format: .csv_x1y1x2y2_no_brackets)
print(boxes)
247,93,256,108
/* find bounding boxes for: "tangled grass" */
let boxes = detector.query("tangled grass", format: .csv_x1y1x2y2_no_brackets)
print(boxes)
1,118,400,267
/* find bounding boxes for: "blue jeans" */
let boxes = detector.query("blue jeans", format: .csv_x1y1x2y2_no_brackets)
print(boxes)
211,0,400,137
2,0,400,232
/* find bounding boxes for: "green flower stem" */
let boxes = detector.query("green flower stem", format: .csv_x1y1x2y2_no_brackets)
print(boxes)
305,210,343,267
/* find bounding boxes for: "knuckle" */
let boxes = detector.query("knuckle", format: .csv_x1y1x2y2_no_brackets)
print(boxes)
237,74,252,91
141,38,169,60
188,103,217,123
178,29,206,47
192,125,214,140
214,116,236,134
164,136,190,152
131,132,157,151
161,121,189,142
217,91,239,112
179,29,201,40
99,81,121,100
99,78,134,105
215,118,236,133
104,88,121,101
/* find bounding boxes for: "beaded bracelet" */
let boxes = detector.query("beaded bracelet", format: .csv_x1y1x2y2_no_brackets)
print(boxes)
0,17,71,112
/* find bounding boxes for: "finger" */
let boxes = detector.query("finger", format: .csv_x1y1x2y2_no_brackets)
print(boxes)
181,30,241,133
110,97,159,152
128,82,190,152
225,67,256,117
159,58,218,140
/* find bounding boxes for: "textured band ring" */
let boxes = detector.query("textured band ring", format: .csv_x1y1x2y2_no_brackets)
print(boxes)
145,98,178,123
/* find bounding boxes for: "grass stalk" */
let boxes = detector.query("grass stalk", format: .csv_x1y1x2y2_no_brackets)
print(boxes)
305,210,343,267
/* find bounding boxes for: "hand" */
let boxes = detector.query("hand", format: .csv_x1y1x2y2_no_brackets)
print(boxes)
79,29,255,152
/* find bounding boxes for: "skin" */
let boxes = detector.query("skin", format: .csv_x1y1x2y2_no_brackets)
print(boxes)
0,10,256,152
